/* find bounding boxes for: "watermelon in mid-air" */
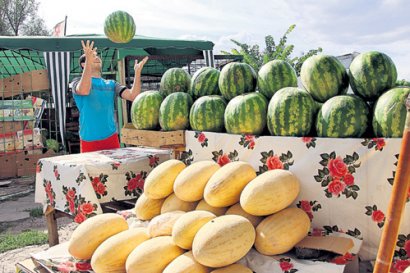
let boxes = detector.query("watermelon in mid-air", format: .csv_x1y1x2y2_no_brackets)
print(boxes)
104,11,136,43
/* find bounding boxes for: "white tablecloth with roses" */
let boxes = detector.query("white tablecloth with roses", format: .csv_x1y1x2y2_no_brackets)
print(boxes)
183,131,410,269
35,147,171,224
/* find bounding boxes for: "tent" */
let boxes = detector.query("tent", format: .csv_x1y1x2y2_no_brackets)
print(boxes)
0,34,220,151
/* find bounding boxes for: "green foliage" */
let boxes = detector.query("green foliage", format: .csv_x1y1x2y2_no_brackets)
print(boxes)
221,25,323,75
0,230,48,253
395,79,410,87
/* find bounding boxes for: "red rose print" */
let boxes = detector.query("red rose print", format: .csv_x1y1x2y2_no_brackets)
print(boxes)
135,175,145,190
68,199,75,213
74,212,87,223
217,154,231,166
300,200,312,212
92,177,100,186
404,240,410,254
312,228,324,236
36,164,41,173
328,179,346,196
80,202,94,215
57,261,75,273
248,141,255,149
279,261,293,271
198,132,206,143
149,156,159,166
371,210,385,223
372,138,386,150
45,182,52,193
96,183,106,195
66,189,76,200
128,177,138,191
343,173,355,186
391,259,410,273
328,157,348,178
302,137,313,143
54,170,59,178
76,261,92,271
332,253,353,265
266,155,284,170
47,191,54,205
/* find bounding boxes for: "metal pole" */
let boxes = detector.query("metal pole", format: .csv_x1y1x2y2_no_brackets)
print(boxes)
373,93,410,273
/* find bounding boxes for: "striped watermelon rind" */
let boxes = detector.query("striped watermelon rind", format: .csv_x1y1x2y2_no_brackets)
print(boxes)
189,67,221,99
189,95,227,132
257,60,298,99
131,91,163,130
301,55,349,103
218,62,257,100
104,11,136,43
316,95,369,138
267,87,315,136
372,87,410,137
159,68,191,97
349,51,398,101
159,92,193,131
224,92,268,135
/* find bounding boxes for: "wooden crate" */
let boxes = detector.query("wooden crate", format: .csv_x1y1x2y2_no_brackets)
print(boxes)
121,123,185,148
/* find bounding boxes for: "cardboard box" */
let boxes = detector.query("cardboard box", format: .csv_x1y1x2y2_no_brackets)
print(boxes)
0,152,17,178
0,121,26,133
0,100,34,121
15,128,43,150
0,69,50,98
16,149,55,177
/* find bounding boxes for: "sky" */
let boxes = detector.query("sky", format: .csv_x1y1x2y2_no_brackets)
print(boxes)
37,0,410,79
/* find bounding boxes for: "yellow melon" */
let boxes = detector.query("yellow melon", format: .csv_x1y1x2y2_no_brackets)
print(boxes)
174,161,220,202
134,193,165,220
68,213,128,260
161,193,198,214
91,228,150,273
125,236,185,273
255,207,310,255
210,263,253,273
144,159,186,199
195,199,228,216
240,169,300,216
172,210,216,249
163,251,211,273
147,211,185,237
192,215,255,267
225,203,263,227
204,161,256,207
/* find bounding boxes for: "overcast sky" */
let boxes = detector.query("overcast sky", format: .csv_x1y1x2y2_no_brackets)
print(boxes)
38,0,410,79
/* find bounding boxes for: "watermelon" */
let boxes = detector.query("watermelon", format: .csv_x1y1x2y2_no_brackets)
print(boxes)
267,87,315,136
224,92,268,135
257,60,298,99
104,11,136,43
300,55,349,103
189,67,221,99
349,51,398,101
131,91,163,130
190,95,227,132
159,92,193,131
160,68,191,96
218,62,257,100
316,95,369,138
373,87,410,137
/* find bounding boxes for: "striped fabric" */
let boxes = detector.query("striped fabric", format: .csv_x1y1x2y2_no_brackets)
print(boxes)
43,52,71,148
203,50,215,68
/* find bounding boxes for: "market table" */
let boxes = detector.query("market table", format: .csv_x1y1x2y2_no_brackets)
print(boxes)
34,147,171,245
183,131,410,267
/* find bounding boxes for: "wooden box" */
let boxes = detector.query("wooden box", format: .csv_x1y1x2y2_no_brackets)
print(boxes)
0,69,49,98
121,123,185,148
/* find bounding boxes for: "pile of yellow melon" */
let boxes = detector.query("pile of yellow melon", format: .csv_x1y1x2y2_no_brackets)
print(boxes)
68,159,311,273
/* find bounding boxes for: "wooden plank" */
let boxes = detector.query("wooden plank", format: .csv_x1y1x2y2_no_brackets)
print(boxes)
44,206,59,247
121,123,185,148
0,70,50,98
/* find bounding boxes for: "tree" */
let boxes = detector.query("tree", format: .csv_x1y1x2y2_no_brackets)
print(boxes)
221,24,323,75
395,79,410,87
0,0,50,36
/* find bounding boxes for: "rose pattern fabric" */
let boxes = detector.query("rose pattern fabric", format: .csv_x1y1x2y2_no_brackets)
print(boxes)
195,131,209,147
211,150,238,167
279,258,298,273
361,138,386,151
148,155,159,168
301,137,317,149
297,200,322,221
239,134,257,150
314,152,361,199
257,150,293,174
365,205,386,228
89,174,108,199
124,171,147,196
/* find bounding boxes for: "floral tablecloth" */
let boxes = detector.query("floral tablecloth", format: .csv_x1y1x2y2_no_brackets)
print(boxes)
35,147,171,223
182,131,410,269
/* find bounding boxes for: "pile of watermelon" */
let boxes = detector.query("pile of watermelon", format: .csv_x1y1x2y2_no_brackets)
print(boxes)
131,51,409,138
